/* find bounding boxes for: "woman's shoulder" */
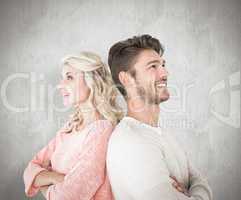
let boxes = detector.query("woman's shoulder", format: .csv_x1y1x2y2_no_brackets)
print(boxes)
55,121,73,137
83,120,114,141
89,119,114,133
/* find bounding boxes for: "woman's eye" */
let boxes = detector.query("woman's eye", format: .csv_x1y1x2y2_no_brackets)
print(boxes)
67,75,73,80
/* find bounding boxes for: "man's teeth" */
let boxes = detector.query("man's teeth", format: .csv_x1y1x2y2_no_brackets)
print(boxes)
156,83,167,87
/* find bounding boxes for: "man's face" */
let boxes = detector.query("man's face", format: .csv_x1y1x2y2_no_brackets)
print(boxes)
130,49,169,105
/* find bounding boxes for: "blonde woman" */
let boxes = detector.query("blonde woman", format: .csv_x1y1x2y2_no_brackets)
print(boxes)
23,52,123,200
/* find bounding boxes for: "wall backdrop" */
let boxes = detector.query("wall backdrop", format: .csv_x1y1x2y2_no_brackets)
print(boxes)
0,0,240,199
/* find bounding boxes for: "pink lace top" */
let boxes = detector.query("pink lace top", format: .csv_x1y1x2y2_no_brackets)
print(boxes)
23,120,114,200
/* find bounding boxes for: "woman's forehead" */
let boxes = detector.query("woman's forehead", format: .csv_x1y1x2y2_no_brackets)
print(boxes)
62,64,77,75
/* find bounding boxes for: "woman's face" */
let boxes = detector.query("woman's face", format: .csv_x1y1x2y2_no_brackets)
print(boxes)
58,64,90,107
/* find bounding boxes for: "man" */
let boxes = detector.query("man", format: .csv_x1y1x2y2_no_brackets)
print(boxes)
106,34,212,200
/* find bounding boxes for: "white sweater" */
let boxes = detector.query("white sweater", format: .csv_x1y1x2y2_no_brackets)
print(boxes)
107,117,212,200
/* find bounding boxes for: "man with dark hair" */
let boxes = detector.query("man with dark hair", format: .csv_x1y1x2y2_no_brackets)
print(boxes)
106,34,212,200
108,34,164,98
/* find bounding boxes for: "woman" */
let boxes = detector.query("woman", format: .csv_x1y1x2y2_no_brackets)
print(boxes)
23,52,123,200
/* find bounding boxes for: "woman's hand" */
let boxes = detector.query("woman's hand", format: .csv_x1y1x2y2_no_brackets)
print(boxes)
37,172,65,198
170,175,191,197
49,171,65,185
34,171,65,187
42,159,52,171
40,185,49,198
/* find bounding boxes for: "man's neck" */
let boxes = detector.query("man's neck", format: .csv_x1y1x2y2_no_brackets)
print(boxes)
127,100,160,127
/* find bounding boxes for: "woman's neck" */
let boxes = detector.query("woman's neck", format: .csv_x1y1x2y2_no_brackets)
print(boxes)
82,109,101,125
74,102,102,132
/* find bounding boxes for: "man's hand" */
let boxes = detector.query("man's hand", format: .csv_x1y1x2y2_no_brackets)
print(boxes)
170,175,191,197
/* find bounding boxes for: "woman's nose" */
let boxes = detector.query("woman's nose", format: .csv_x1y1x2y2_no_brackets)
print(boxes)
57,80,65,90
57,84,62,90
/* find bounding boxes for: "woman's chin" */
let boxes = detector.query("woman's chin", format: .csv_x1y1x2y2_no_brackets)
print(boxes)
63,99,71,107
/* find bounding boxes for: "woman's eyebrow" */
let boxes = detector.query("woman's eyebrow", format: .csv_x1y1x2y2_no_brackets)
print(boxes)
61,71,73,78
64,72,73,76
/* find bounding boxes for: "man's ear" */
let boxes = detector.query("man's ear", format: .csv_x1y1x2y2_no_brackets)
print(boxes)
119,71,135,86
119,71,128,87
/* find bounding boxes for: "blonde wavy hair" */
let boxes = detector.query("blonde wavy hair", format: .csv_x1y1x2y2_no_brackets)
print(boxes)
61,52,124,133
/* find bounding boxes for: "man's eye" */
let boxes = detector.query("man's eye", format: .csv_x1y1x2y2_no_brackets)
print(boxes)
162,64,165,67
150,65,157,69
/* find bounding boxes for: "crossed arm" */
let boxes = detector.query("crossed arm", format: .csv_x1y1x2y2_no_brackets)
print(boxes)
23,123,113,200
35,171,65,198
108,141,212,200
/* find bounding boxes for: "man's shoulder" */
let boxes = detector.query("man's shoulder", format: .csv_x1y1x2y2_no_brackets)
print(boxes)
108,119,142,151
110,118,139,141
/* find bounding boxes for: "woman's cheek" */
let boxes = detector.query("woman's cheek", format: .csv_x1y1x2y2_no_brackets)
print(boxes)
66,86,75,106
63,95,71,106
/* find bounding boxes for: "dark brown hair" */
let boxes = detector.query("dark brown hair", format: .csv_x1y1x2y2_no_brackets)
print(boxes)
108,34,164,97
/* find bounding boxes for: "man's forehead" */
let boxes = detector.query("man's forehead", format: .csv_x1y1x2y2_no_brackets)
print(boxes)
136,49,164,65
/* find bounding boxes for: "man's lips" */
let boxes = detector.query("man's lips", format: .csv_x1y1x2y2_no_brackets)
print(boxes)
156,79,167,88
156,83,167,87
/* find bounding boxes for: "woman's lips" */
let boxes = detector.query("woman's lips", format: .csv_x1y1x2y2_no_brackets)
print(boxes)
62,92,70,97
62,93,70,106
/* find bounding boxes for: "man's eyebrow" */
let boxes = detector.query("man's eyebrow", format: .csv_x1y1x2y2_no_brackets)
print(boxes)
146,60,161,65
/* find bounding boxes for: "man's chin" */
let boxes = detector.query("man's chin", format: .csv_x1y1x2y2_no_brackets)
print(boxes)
158,93,170,104
152,95,169,105
160,96,169,103
156,87,169,99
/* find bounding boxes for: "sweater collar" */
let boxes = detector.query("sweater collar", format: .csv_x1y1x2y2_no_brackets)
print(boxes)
123,116,162,133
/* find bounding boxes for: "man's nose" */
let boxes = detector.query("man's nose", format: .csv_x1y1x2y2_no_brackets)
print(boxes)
158,66,169,78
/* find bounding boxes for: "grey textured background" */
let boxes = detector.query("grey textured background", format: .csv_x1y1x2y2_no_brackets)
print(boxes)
0,0,240,199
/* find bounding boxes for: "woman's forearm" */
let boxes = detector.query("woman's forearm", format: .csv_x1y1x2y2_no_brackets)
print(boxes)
33,170,65,188
40,185,49,199
33,170,54,187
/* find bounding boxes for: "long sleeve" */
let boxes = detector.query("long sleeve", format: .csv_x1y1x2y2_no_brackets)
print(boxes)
107,117,213,200
187,158,213,200
46,121,113,200
108,137,210,200
23,133,60,197
164,132,212,200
